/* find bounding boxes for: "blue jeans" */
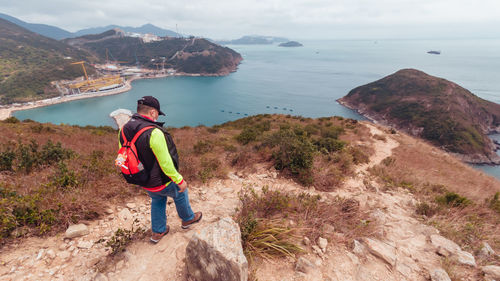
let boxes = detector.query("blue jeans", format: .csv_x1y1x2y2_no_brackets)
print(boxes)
146,182,195,233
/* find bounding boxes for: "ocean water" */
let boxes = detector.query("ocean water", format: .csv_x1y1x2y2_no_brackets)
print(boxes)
13,39,500,179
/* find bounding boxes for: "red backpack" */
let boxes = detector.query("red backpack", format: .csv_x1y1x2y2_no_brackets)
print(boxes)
115,126,154,185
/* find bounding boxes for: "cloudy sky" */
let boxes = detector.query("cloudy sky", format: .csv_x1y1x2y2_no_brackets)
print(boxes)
1,0,499,39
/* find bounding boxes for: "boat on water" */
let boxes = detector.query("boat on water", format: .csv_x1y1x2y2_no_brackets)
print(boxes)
427,50,441,55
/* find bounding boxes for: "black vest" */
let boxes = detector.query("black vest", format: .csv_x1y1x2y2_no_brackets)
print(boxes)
120,114,180,188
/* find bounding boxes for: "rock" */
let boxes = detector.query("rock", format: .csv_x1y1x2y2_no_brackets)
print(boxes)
430,268,451,281
456,250,476,267
46,250,56,260
479,242,495,258
36,250,45,261
65,224,89,239
302,237,310,246
77,241,93,249
312,245,323,257
126,203,136,209
57,251,71,261
430,235,461,257
362,238,397,266
352,240,365,255
318,237,327,252
295,257,316,274
482,265,500,279
322,224,335,235
185,217,248,281
104,208,114,215
118,208,132,221
58,244,67,251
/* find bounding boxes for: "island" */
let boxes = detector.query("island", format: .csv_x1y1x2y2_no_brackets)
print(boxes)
216,35,288,45
278,41,303,47
338,69,500,164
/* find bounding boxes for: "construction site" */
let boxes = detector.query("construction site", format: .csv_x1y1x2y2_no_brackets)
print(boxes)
61,48,176,96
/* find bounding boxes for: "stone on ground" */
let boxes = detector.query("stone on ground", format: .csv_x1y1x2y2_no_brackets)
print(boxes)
295,257,316,273
479,242,495,258
362,238,397,266
482,265,500,279
65,224,89,239
430,268,451,281
185,217,248,281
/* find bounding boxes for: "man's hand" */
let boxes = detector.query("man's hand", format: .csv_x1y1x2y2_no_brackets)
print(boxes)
178,181,188,193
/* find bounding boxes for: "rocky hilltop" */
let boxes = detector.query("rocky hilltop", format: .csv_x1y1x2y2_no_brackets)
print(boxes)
339,69,500,164
64,29,243,75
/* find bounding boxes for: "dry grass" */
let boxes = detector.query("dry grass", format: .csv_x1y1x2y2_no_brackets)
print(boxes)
368,131,500,265
0,114,373,246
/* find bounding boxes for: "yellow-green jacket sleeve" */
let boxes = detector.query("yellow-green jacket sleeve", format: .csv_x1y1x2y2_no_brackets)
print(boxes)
149,128,184,184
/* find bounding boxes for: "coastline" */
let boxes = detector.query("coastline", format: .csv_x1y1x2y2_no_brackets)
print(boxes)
0,70,237,121
337,98,500,165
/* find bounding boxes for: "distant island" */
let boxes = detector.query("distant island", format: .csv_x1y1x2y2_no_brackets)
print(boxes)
278,41,303,47
217,35,288,45
338,69,500,164
427,50,441,55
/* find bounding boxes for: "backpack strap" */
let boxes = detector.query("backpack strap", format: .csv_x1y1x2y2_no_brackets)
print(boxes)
131,126,155,144
121,126,155,145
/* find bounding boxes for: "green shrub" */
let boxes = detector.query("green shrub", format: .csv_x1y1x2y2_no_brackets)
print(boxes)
198,158,220,183
193,140,214,154
435,192,471,208
489,192,500,213
314,138,346,153
3,117,19,124
320,126,344,139
266,128,316,184
96,219,146,256
0,186,59,238
236,127,259,145
415,202,439,217
50,162,79,188
0,149,15,171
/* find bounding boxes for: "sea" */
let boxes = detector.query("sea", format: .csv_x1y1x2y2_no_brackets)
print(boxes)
13,39,500,180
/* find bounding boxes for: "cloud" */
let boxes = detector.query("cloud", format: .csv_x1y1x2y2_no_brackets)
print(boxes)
1,0,499,39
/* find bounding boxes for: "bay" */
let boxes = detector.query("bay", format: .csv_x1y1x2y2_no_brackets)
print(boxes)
13,39,500,179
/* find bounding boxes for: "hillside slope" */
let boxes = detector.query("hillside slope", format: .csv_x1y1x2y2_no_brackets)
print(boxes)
0,13,73,40
0,19,97,104
339,69,500,164
0,115,498,280
64,29,243,75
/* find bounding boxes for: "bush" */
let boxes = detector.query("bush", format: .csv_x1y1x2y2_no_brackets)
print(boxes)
0,186,59,238
193,140,214,154
415,202,439,217
198,158,220,183
236,127,259,145
50,162,79,188
435,192,471,208
3,117,19,124
266,128,316,183
96,219,146,256
489,192,500,213
320,126,344,139
314,138,346,153
0,149,15,171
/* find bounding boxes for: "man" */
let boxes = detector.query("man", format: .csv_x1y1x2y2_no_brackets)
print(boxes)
119,96,202,243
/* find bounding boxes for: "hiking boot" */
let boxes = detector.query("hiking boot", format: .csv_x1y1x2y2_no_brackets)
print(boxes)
150,225,170,243
181,212,202,229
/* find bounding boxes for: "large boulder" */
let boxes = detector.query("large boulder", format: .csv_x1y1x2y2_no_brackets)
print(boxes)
186,217,248,281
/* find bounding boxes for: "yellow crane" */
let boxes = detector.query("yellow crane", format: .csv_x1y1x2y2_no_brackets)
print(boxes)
70,61,89,81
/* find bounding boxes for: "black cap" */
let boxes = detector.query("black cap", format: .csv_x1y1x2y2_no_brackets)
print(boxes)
138,96,165,116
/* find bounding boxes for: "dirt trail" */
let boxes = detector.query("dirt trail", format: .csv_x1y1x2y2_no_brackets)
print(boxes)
0,123,473,280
